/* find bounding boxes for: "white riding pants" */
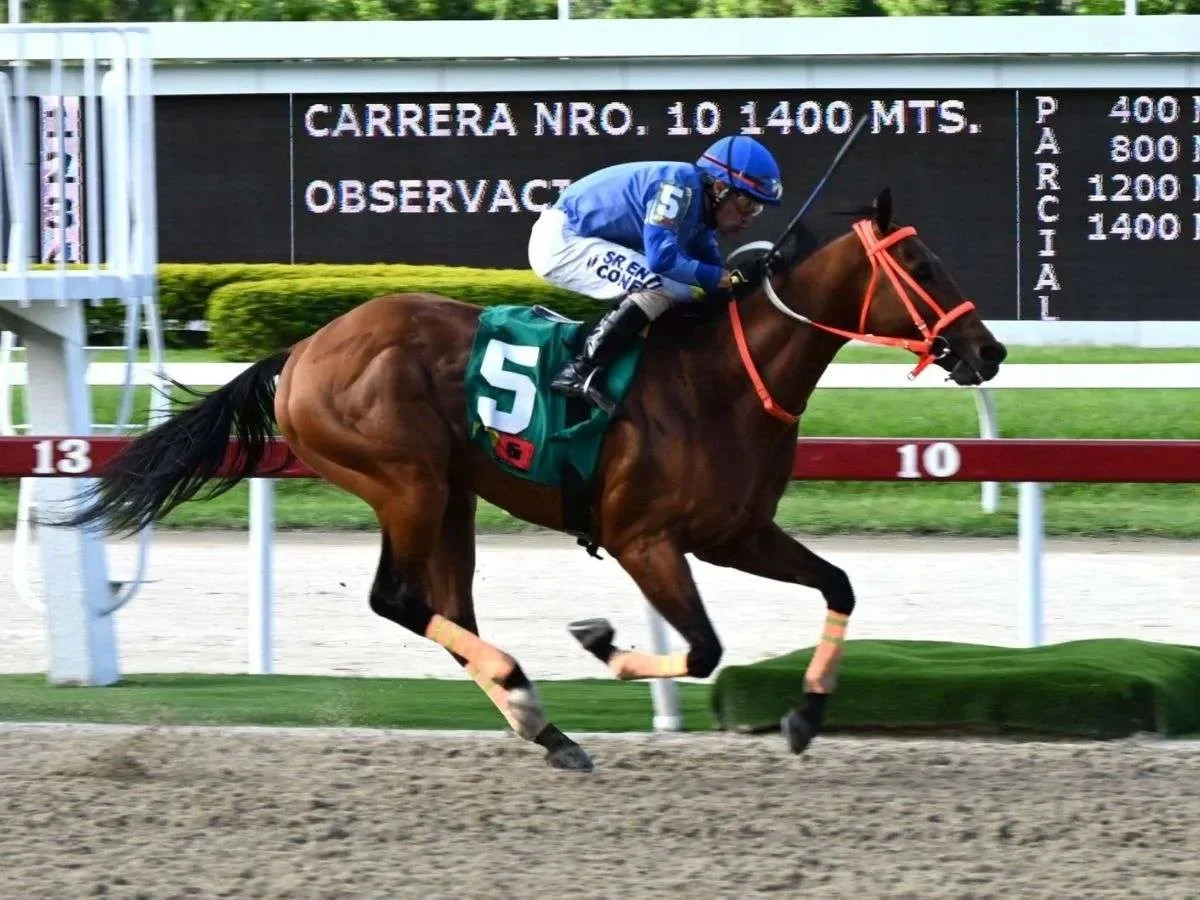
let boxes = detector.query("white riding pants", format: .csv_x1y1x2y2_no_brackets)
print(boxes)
527,208,696,320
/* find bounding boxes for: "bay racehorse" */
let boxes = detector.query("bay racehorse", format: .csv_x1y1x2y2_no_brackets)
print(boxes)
55,187,1007,772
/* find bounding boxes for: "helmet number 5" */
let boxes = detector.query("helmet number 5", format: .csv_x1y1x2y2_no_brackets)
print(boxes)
477,339,539,435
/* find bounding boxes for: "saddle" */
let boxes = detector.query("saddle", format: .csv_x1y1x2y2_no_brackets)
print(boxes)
463,304,648,555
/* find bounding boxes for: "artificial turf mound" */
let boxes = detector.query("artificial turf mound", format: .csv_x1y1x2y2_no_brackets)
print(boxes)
709,638,1200,739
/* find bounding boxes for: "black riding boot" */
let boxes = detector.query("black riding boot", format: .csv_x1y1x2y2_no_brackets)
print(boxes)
551,296,651,414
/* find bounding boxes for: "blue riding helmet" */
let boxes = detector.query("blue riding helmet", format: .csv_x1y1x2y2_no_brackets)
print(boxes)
696,135,784,206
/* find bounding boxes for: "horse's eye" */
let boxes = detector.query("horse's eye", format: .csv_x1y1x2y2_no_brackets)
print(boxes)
912,262,934,282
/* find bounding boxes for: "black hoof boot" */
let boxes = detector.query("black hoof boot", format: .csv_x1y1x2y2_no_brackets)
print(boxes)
568,618,616,664
535,723,595,773
781,692,828,755
781,709,815,755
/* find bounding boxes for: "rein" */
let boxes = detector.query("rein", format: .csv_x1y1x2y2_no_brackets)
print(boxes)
729,217,977,425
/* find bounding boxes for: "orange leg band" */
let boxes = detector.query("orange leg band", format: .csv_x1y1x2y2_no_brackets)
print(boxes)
464,663,521,730
426,614,514,683
805,612,849,694
608,650,690,680
428,617,545,741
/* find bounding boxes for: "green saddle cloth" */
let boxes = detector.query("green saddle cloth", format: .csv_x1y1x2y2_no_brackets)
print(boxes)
464,304,645,488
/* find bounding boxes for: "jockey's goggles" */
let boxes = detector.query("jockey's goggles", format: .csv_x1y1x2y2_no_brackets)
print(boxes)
732,191,764,218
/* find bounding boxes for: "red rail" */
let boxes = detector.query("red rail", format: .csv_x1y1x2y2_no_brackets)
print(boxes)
791,437,1200,483
2,435,1199,483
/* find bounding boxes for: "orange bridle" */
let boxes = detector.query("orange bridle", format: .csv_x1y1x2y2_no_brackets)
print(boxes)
729,217,977,425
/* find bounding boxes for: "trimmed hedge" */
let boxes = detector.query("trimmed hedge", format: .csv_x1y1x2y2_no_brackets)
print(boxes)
160,263,299,324
8,262,605,354
709,638,1200,739
208,269,603,360
158,263,504,325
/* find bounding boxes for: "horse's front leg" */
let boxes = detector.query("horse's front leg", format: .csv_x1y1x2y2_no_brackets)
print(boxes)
694,522,856,755
569,536,723,682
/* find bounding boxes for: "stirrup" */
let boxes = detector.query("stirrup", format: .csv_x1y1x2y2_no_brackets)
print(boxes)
551,358,589,392
579,367,617,415
552,364,615,415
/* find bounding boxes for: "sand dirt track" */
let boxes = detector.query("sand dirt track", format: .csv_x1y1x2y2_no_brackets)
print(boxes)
3,532,1197,898
2,724,1198,899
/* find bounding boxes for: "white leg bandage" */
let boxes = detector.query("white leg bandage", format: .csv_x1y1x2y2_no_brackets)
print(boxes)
627,289,674,320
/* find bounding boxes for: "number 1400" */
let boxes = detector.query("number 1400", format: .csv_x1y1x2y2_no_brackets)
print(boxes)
1086,211,1194,241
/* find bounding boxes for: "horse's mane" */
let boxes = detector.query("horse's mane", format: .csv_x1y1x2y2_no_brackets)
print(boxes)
828,203,878,220
775,198,898,272
650,218,828,338
774,221,824,271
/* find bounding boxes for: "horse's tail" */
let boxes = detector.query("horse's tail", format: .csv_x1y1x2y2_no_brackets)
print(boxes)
49,349,293,537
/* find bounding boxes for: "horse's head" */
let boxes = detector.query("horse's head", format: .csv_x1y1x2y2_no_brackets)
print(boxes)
762,187,1007,385
850,187,1007,384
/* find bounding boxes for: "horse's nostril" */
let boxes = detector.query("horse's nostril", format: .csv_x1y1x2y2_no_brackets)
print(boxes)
980,342,1007,364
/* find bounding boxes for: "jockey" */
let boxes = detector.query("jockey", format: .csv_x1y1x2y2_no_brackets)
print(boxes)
527,134,783,412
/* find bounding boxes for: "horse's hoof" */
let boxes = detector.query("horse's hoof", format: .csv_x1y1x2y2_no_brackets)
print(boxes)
534,723,595,773
545,742,595,773
568,618,615,657
781,709,815,755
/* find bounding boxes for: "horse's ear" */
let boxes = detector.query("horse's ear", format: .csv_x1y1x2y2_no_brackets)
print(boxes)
874,187,893,232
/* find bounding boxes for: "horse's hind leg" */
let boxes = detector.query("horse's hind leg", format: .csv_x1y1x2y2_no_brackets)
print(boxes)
374,477,593,772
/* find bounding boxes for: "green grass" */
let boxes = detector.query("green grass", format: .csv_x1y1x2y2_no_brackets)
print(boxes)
710,638,1200,739
6,637,1199,741
83,347,217,363
0,346,1196,538
0,673,714,733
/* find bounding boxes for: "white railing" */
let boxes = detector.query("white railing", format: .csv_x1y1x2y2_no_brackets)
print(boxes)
3,359,1196,389
2,360,1195,705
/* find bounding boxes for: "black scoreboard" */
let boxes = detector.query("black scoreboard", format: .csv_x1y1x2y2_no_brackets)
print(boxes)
154,89,1200,322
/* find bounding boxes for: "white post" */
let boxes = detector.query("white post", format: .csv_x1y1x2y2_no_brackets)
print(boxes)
0,25,157,685
1125,0,1138,13
644,605,682,731
248,478,274,674
972,386,1000,513
1017,481,1044,647
0,303,119,684
557,0,570,19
